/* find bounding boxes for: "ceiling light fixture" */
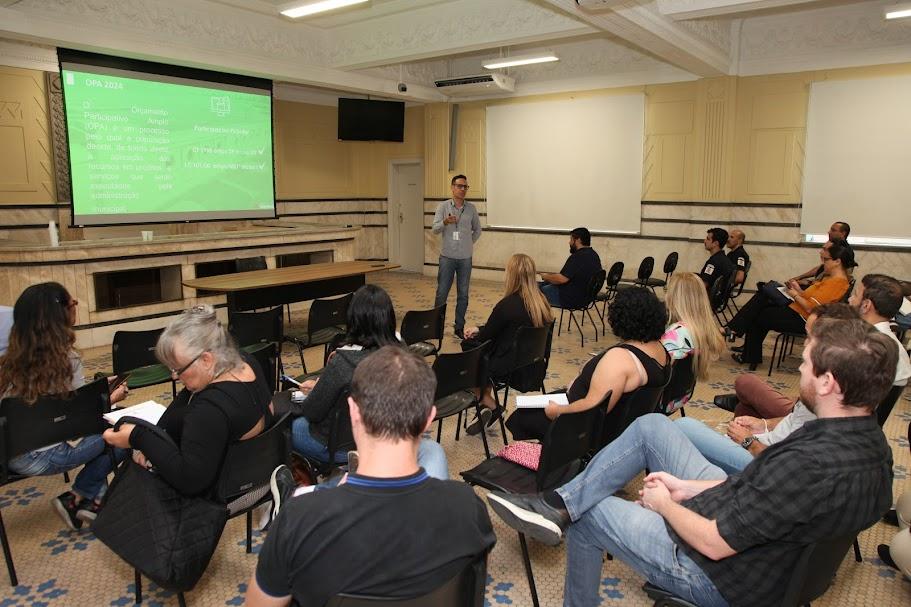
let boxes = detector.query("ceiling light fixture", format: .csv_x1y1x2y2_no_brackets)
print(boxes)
885,2,911,19
279,0,368,19
482,53,559,70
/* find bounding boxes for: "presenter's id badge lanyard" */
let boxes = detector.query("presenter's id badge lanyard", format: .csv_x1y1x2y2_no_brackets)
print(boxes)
450,201,464,241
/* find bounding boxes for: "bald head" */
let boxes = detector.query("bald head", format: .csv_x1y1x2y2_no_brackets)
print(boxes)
727,229,745,249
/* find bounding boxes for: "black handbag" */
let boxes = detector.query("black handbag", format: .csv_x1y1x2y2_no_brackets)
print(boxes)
92,417,228,593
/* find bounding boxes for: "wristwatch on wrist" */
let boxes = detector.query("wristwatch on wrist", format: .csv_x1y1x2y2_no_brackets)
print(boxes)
740,435,756,449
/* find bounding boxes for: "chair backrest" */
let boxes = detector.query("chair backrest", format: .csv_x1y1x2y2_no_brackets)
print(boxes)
213,411,291,505
779,534,857,607
325,550,488,607
112,328,165,374
662,251,679,275
708,272,734,313
659,355,696,414
509,323,553,373
585,269,607,306
535,391,610,491
840,278,856,303
432,344,488,401
229,305,284,348
598,354,672,448
243,342,280,394
235,256,268,273
730,259,751,299
875,383,904,427
0,378,110,482
401,305,446,346
324,390,357,467
309,293,354,336
605,261,624,290
637,256,655,281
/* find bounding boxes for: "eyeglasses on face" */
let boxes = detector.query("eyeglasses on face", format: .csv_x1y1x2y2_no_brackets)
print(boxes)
452,183,470,190
170,352,203,377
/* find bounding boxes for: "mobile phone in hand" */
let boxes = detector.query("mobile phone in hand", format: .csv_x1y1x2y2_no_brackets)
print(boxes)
110,372,131,391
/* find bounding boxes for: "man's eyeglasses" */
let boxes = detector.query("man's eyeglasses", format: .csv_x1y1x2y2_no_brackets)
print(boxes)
452,184,470,190
170,352,203,377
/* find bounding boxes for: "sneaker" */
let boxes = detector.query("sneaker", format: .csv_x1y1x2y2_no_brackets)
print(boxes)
877,543,899,570
75,500,102,524
487,492,570,546
269,465,297,522
51,492,83,531
713,394,739,413
454,327,465,340
466,408,493,436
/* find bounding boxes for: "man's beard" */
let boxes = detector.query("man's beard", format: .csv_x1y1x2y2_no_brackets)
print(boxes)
799,387,817,414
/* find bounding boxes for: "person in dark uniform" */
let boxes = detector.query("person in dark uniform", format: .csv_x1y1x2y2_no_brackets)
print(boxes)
725,229,749,287
698,228,734,291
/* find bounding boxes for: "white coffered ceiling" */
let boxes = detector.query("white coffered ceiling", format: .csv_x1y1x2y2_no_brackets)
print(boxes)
1,0,909,103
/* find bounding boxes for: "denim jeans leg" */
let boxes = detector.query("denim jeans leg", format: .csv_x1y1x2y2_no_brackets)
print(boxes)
673,418,753,474
417,439,449,480
539,282,562,307
435,256,457,310
556,414,727,521
453,257,472,332
564,497,727,607
72,446,128,500
291,417,347,464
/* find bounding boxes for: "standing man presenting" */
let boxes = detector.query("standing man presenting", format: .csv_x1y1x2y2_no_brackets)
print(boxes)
433,174,482,338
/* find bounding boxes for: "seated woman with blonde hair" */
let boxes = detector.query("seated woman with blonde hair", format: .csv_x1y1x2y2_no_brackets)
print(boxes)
461,253,554,435
104,305,273,496
660,272,726,414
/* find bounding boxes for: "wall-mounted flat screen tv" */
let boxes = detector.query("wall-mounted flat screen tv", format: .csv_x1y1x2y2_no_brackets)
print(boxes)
337,98,405,142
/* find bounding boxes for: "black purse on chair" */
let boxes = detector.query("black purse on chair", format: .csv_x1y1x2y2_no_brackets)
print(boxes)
92,417,228,593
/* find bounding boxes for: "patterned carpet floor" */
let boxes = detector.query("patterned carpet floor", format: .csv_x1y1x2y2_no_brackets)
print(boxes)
0,271,908,606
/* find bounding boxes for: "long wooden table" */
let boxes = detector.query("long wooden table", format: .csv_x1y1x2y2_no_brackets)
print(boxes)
182,260,399,311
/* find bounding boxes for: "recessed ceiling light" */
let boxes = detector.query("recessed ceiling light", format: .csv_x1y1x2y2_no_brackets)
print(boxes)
482,53,559,70
279,0,369,19
885,2,911,20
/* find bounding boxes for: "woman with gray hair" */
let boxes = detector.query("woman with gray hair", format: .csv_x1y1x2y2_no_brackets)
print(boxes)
103,305,274,495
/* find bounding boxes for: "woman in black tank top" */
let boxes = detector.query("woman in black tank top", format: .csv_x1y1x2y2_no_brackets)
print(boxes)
506,288,670,442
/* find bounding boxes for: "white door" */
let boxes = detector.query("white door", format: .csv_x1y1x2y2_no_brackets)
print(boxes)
390,162,424,273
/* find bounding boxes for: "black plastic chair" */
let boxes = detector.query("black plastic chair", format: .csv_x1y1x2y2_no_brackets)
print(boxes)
461,397,607,607
876,384,905,427
643,532,858,607
286,293,353,373
727,259,751,313
709,271,736,327
235,256,293,322
229,305,285,391
598,351,671,449
133,412,292,607
595,261,624,336
644,252,678,292
658,355,695,417
432,343,492,459
0,378,111,586
292,387,355,479
110,328,177,399
490,323,555,445
556,269,606,347
325,550,489,607
618,256,655,288
401,304,446,359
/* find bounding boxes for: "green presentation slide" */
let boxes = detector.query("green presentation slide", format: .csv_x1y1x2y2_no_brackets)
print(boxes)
62,68,274,223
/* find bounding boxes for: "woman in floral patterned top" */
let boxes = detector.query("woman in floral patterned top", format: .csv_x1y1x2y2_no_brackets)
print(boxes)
660,273,726,413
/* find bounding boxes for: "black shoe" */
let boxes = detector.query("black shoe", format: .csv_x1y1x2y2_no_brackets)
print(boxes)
51,492,83,531
724,327,739,343
883,508,899,527
487,492,570,546
877,543,899,570
75,500,102,524
731,345,744,353
270,465,297,522
454,328,465,339
487,404,505,427
713,394,739,413
731,352,759,370
466,408,493,436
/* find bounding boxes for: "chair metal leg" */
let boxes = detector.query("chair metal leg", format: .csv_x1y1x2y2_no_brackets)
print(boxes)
297,343,308,374
585,309,599,343
0,510,18,587
134,569,142,603
853,539,862,562
569,311,585,347
518,532,540,607
246,511,253,553
679,407,686,417
455,410,462,442
178,592,187,607
436,419,443,443
63,471,70,483
498,415,509,446
476,404,492,459
557,309,565,336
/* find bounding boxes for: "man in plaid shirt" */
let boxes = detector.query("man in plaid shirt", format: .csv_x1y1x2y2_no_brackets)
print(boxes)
488,316,895,607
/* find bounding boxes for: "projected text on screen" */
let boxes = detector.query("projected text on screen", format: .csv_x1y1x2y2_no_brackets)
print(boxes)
62,67,274,225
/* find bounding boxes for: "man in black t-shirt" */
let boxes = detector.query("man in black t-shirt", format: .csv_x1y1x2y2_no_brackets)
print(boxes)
725,229,749,286
245,347,495,607
699,227,734,291
539,227,602,309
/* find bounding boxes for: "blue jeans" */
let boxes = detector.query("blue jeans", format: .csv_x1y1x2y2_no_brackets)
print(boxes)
292,416,349,464
435,256,472,332
674,417,753,474
9,435,122,501
556,414,728,607
539,282,561,307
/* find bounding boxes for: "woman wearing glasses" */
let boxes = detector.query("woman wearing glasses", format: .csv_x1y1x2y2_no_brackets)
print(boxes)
0,282,128,530
104,305,273,495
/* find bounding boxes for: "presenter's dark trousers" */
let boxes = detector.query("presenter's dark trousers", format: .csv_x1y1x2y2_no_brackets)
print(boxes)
435,255,472,334
728,292,805,364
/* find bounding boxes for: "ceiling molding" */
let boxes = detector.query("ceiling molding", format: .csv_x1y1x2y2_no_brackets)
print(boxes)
656,0,826,20
541,0,731,77
327,0,595,70
0,38,57,71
